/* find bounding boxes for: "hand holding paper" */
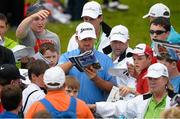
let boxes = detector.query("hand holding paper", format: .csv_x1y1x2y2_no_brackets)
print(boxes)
85,65,97,80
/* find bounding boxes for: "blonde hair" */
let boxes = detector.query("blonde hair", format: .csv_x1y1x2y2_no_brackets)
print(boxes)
65,76,80,90
161,107,180,118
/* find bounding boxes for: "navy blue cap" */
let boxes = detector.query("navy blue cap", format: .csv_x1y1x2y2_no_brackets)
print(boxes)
167,49,179,61
0,64,25,81
26,3,44,16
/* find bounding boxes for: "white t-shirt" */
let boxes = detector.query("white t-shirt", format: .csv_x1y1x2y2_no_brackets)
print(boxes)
22,83,46,115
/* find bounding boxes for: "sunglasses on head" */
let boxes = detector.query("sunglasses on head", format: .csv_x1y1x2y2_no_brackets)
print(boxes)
149,30,166,35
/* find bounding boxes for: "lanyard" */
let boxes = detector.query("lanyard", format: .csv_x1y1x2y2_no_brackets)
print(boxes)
94,28,102,50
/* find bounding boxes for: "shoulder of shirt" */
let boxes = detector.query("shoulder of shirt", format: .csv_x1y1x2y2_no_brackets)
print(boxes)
76,98,88,107
23,83,42,93
45,29,59,37
62,49,80,56
95,50,112,59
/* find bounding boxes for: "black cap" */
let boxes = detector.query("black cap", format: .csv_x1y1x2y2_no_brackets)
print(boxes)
26,3,44,16
0,64,25,81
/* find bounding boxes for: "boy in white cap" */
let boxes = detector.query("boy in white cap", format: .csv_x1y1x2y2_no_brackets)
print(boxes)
59,22,116,104
143,3,180,44
89,63,175,118
25,66,94,118
67,1,112,54
127,43,154,94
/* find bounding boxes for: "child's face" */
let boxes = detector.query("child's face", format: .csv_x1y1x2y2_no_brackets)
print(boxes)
150,24,169,42
133,54,151,72
43,50,59,67
31,17,47,33
65,86,79,97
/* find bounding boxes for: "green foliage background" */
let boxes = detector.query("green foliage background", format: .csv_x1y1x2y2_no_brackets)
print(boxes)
7,0,180,53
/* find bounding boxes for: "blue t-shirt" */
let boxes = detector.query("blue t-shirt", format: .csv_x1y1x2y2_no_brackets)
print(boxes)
170,75,180,93
0,111,19,118
58,49,116,104
167,26,180,44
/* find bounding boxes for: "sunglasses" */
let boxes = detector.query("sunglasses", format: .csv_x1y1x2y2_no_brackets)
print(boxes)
149,30,166,35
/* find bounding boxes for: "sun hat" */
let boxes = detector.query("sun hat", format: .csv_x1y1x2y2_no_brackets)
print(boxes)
43,66,65,89
130,43,153,56
109,25,129,43
143,3,170,19
76,22,96,40
81,1,102,19
144,63,169,78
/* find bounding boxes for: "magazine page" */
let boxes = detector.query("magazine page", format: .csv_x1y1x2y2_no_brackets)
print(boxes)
69,57,84,72
107,86,123,102
33,52,51,65
153,39,180,59
107,86,135,102
69,50,101,72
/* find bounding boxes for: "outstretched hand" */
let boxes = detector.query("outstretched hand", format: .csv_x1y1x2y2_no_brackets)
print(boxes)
119,85,132,96
87,104,96,113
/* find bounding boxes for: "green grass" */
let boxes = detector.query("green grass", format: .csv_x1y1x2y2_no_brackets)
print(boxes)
7,0,180,53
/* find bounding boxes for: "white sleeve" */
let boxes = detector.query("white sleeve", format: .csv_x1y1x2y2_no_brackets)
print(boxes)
95,100,127,118
67,34,79,52
23,90,45,115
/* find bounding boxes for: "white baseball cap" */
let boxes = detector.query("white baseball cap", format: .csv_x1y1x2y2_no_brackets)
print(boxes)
130,43,153,56
11,45,35,62
144,63,169,78
76,22,96,40
43,66,65,89
109,25,129,43
81,1,102,19
143,3,170,19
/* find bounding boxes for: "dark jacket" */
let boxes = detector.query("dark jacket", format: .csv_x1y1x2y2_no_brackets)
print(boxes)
101,22,112,54
0,45,15,66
